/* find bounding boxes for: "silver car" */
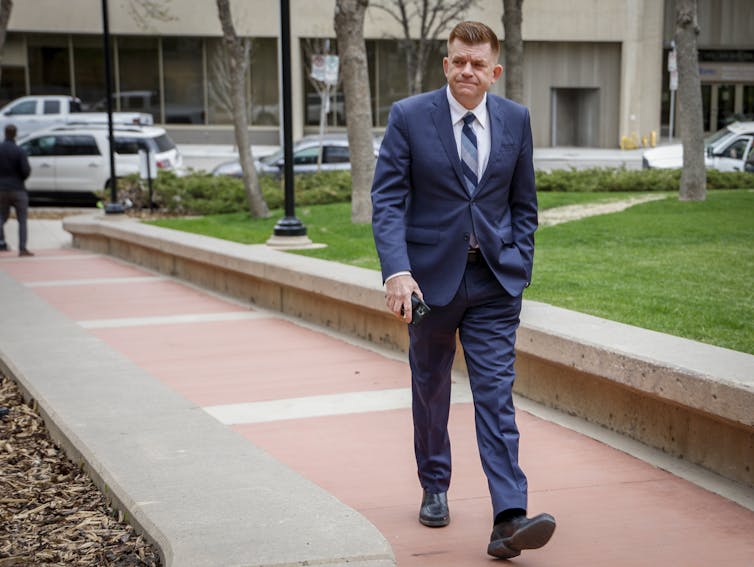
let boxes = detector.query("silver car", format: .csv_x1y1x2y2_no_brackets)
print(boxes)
642,121,754,172
212,133,381,177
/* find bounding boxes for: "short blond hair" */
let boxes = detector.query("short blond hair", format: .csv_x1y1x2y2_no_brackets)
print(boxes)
448,21,500,57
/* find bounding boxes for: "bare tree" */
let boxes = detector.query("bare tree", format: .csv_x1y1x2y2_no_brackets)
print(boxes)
675,0,706,201
0,0,13,85
216,0,269,218
335,0,376,223
126,0,176,31
371,0,478,96
502,0,523,103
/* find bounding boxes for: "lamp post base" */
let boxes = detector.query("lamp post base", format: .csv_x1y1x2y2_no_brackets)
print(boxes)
104,202,126,215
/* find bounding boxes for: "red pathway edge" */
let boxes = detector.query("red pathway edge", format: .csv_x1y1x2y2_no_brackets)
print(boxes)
3,248,754,567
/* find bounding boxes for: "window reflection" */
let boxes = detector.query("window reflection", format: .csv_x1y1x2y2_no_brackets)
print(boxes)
163,37,205,124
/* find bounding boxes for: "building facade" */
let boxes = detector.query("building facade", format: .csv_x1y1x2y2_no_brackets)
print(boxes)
3,0,753,148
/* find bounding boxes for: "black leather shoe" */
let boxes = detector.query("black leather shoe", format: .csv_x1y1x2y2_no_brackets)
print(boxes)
419,490,450,527
487,513,556,559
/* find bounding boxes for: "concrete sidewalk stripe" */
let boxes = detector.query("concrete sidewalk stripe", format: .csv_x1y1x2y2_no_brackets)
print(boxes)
79,311,268,329
0,253,101,262
27,276,167,287
204,385,474,425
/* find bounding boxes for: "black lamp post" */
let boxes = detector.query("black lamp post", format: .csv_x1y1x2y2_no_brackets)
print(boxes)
101,0,124,214
272,0,306,237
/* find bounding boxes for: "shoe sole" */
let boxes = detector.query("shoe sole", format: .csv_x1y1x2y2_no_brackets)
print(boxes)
487,515,556,559
419,515,450,528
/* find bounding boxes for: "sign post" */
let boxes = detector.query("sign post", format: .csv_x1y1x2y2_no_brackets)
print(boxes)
668,43,678,142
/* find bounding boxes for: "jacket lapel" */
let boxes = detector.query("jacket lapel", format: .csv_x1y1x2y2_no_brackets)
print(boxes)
430,89,467,192
477,95,512,193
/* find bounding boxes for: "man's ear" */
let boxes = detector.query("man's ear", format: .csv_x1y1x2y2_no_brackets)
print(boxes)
443,57,449,75
492,64,503,82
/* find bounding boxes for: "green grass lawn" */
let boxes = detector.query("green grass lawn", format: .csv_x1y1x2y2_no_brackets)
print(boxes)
147,190,753,354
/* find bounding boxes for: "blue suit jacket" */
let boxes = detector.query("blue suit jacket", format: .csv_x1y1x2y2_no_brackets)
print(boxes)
371,88,538,306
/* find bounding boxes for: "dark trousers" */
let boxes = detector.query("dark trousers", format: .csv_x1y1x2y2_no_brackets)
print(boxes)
408,257,528,517
0,190,29,251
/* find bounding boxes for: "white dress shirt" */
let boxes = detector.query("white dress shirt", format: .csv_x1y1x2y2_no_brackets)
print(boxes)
446,85,491,180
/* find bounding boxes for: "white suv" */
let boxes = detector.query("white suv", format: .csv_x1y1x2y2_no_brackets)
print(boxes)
19,124,183,202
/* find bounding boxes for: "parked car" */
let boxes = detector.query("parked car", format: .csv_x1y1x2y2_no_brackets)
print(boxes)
19,124,183,203
642,121,754,172
0,95,153,138
212,133,382,177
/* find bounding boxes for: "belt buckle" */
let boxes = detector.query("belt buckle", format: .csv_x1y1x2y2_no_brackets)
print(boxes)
467,248,481,265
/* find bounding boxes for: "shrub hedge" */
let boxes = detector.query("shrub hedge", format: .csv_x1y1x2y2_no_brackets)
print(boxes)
104,167,754,215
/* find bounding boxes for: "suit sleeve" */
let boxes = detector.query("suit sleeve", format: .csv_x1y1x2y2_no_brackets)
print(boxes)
508,108,538,284
371,103,413,283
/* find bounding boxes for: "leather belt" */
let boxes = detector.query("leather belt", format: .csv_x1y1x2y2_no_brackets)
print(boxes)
467,248,483,265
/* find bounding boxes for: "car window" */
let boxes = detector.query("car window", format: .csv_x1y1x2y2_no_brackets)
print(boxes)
293,146,320,165
152,134,176,152
20,136,56,157
55,135,101,156
69,99,83,113
43,100,61,114
114,137,149,154
323,145,350,164
7,100,36,115
720,137,751,159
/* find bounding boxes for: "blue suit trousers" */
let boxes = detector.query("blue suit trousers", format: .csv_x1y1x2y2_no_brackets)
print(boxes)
408,258,528,517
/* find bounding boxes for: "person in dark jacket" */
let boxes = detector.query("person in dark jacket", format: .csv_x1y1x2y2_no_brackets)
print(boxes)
0,124,33,256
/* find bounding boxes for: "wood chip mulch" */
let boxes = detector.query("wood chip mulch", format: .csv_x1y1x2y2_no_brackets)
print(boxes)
0,373,162,566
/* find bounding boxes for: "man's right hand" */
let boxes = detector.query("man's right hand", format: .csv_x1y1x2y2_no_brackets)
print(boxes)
385,274,423,324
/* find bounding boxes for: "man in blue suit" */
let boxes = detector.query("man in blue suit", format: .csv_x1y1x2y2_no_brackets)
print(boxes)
371,21,555,559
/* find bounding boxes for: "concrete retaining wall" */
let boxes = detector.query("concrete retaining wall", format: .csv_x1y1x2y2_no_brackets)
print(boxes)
64,214,754,489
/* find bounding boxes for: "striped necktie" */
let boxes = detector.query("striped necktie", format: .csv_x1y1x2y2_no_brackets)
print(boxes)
461,112,478,194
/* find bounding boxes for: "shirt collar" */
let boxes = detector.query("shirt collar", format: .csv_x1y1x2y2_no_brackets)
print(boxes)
446,85,488,130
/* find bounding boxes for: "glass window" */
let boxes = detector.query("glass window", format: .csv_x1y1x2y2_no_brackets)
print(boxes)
716,85,736,130
293,146,320,165
55,135,100,156
323,145,349,163
43,100,61,114
113,137,145,154
371,39,446,127
152,133,176,152
118,37,160,122
73,36,107,110
21,135,56,156
0,67,27,107
701,84,711,132
720,137,751,159
162,37,205,124
28,36,70,95
206,38,238,125
7,100,36,115
744,85,754,120
250,39,279,126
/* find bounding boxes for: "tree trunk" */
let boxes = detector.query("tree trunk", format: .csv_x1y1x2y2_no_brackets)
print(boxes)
675,0,706,201
502,0,524,103
216,0,270,217
0,0,13,85
335,0,375,223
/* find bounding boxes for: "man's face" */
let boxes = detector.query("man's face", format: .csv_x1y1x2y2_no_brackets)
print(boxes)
443,38,503,109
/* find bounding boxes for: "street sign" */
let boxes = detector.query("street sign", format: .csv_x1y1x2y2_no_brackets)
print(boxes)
311,54,326,82
311,54,339,86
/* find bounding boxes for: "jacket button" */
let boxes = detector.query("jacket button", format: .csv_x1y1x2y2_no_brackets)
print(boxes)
463,233,470,241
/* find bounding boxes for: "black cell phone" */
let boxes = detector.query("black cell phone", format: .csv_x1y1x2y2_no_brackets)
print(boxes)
407,293,431,326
